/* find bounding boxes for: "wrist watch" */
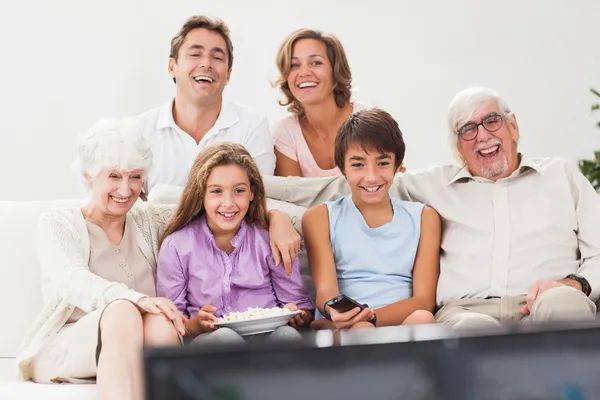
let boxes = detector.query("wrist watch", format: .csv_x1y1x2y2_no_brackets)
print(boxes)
565,273,591,296
322,299,334,320
369,313,377,327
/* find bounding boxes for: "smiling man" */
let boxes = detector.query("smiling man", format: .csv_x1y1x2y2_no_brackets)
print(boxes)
264,86,600,329
135,16,275,194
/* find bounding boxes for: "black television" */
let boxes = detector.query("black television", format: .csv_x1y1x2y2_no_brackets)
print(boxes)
144,320,600,400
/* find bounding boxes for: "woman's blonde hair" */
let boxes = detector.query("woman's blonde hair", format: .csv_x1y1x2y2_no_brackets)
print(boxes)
274,29,352,118
159,143,268,248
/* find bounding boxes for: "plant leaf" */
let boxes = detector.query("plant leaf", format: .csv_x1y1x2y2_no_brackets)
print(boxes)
592,88,600,98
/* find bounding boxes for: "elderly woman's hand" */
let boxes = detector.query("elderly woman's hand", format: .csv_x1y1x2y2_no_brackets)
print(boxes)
137,297,186,335
268,210,302,276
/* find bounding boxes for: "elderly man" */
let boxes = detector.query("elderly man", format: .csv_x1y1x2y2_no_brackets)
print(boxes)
265,87,600,328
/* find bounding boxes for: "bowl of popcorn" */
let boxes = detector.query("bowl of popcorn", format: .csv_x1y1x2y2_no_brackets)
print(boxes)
214,307,302,336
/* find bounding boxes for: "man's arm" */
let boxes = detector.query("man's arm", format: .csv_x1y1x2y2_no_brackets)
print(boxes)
570,167,600,302
263,174,350,208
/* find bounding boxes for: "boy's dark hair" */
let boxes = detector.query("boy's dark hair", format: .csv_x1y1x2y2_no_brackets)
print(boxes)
334,108,405,174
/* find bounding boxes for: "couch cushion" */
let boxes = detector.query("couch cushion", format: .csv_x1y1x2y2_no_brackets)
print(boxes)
0,358,97,399
0,199,84,358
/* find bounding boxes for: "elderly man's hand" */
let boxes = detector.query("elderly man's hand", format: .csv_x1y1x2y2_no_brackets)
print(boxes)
268,210,302,276
520,280,566,316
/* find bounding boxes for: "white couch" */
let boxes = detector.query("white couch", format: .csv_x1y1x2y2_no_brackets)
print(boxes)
0,198,98,399
0,193,310,399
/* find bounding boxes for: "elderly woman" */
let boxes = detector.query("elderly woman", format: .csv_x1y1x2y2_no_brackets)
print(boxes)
16,118,185,400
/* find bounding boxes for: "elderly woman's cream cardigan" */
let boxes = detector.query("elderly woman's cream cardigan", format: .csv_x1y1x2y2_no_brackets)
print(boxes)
16,204,176,381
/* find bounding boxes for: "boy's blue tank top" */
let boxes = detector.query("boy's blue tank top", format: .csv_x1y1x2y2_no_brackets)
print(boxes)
324,195,425,310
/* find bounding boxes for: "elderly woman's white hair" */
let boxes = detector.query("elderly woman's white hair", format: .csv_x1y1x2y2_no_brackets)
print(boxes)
446,87,514,164
73,117,153,190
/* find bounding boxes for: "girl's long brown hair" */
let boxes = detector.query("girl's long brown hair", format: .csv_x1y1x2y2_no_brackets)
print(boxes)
159,143,269,249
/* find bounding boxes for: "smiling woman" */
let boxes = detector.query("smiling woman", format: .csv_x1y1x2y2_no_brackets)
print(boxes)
16,118,186,400
271,29,371,178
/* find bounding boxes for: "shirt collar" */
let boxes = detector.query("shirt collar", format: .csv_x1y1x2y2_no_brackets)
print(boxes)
448,153,542,185
199,214,248,250
156,98,240,132
156,99,177,130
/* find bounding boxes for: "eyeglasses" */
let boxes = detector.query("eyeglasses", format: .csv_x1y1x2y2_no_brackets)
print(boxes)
455,112,509,141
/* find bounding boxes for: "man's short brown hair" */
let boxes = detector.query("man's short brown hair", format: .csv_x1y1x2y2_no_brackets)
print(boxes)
169,16,234,70
334,108,405,174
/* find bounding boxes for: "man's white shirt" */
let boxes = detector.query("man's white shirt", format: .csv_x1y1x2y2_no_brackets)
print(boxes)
136,99,275,193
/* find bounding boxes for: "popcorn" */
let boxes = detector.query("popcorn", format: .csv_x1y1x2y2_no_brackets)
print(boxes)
217,307,293,322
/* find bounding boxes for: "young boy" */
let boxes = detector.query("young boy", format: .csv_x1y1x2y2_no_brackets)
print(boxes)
303,107,441,330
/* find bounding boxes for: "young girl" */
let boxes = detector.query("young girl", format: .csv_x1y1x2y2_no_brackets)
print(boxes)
156,143,313,343
303,108,441,330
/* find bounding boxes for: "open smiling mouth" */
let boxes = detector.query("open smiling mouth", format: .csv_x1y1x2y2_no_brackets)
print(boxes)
478,145,500,158
110,195,130,203
297,81,318,89
218,211,238,220
360,185,383,193
193,75,215,83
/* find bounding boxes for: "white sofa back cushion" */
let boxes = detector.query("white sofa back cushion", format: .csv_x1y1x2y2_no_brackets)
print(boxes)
0,199,84,358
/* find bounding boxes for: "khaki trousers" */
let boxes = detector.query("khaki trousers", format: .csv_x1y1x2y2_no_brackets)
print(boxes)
436,286,596,329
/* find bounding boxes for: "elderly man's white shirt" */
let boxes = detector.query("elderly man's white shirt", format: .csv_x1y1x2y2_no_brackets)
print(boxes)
398,157,600,304
136,99,275,193
265,155,600,304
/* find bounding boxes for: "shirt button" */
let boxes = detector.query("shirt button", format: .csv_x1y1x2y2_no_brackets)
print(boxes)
126,272,132,277
113,248,120,253
119,262,126,267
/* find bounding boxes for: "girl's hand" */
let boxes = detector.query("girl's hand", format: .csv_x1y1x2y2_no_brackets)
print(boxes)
311,306,374,330
137,296,186,335
185,305,219,337
284,303,314,328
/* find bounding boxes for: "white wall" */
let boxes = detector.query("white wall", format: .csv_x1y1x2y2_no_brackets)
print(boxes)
0,0,599,201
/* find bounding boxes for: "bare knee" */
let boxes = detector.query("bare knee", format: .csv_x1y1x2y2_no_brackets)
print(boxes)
101,300,143,334
350,321,376,330
99,300,144,350
142,312,180,347
403,310,436,325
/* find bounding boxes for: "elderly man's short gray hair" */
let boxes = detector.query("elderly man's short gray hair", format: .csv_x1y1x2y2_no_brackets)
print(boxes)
446,87,513,164
73,118,153,190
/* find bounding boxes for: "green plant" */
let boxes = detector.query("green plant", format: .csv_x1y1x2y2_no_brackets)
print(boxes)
579,88,600,191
